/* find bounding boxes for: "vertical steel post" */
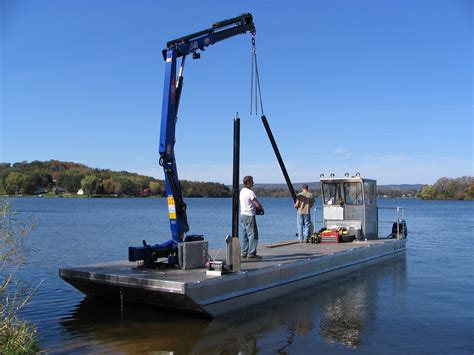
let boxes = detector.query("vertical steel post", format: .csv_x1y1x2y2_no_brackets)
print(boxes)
232,113,240,238
231,113,241,271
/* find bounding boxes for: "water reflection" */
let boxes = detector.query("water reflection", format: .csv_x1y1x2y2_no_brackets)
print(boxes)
57,256,406,353
59,300,209,353
319,282,366,348
319,255,407,348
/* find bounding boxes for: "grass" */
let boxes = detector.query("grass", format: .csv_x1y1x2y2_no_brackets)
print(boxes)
0,319,39,354
0,199,40,354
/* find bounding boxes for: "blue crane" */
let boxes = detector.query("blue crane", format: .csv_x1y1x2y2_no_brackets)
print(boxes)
129,14,256,267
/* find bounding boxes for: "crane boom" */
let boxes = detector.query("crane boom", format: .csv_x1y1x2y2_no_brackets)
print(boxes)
159,14,255,243
129,14,255,267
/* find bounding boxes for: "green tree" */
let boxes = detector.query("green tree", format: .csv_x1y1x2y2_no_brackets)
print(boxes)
31,172,53,190
57,170,85,193
149,181,164,196
134,176,150,191
102,178,117,195
112,177,140,196
4,172,37,195
419,185,436,200
81,175,101,196
5,172,26,195
0,168,12,195
464,181,474,200
419,177,473,200
433,177,451,200
21,175,37,195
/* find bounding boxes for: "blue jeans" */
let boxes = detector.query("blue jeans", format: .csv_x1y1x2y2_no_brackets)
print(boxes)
240,215,258,256
297,213,311,241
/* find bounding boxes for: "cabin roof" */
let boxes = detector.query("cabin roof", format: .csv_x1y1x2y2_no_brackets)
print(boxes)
320,177,376,184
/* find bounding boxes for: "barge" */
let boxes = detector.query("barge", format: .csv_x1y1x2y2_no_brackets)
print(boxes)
60,175,407,317
60,15,408,317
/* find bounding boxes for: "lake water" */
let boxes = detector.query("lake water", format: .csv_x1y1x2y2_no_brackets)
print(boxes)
7,197,474,353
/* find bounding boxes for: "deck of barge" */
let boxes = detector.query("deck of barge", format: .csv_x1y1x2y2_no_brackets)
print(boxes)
60,238,406,317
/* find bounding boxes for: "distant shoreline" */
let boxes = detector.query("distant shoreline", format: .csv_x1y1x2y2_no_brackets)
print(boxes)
0,194,435,200
1,160,472,200
4,193,473,201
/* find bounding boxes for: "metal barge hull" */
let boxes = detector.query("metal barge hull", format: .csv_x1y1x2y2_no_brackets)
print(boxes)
60,238,406,317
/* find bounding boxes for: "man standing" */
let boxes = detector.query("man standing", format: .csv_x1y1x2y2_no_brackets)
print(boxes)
294,184,315,243
240,175,264,259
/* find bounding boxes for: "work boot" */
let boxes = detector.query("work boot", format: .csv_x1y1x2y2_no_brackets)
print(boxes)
247,254,262,259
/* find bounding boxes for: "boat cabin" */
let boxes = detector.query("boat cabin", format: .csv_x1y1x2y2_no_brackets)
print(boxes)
320,174,378,240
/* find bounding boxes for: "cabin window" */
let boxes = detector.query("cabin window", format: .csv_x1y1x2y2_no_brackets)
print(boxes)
364,181,376,205
322,183,343,206
343,182,363,205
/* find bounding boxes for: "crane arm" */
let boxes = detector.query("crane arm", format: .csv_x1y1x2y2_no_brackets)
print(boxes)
159,13,255,243
163,13,255,59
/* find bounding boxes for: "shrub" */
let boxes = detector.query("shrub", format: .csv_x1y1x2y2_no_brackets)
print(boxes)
0,199,40,353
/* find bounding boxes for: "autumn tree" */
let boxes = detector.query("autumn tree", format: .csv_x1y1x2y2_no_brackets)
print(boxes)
5,172,27,195
419,177,473,200
149,180,164,196
464,181,474,200
80,175,101,196
58,170,85,193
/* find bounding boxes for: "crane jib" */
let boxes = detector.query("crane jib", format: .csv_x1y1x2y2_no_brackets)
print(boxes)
158,14,256,246
162,13,255,60
129,13,298,269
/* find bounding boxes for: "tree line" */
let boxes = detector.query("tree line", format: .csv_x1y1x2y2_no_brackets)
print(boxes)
0,160,231,198
418,176,474,200
1,161,472,200
257,178,473,200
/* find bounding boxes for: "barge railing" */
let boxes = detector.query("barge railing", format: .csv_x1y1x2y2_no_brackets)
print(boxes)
378,206,406,240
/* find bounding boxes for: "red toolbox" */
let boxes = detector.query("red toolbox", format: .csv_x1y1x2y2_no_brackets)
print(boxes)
320,231,340,243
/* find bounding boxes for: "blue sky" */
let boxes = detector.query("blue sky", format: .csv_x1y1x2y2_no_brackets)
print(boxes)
1,0,472,185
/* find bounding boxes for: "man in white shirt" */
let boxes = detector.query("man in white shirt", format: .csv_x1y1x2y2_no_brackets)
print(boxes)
239,175,264,259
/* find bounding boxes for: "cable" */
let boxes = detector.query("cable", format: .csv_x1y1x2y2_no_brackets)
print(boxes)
250,34,265,116
213,240,228,260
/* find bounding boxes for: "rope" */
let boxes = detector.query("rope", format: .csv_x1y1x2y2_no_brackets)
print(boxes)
212,239,228,260
250,35,265,116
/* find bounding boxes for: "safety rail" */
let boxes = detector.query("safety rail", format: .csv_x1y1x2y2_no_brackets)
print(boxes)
378,206,406,240
313,207,323,228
